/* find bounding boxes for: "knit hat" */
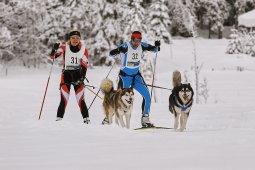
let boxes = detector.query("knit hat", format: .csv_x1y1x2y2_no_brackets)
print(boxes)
131,31,142,39
69,30,81,38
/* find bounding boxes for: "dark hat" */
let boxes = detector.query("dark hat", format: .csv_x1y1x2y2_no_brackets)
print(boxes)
131,31,142,39
69,30,81,38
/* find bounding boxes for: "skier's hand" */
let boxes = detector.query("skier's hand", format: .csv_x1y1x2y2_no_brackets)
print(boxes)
80,76,85,82
155,40,160,52
155,40,160,47
53,42,60,50
118,46,127,53
76,76,85,86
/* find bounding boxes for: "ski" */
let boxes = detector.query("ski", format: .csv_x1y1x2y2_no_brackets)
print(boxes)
134,126,173,130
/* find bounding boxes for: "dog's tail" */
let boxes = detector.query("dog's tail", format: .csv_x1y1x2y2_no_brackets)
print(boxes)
172,70,181,88
100,78,114,94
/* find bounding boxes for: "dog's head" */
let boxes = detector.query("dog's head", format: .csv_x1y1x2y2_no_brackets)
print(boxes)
120,88,134,106
178,83,194,104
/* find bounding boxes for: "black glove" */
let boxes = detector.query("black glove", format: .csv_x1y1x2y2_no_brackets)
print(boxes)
118,46,127,53
76,77,84,86
53,42,60,50
155,40,161,47
80,67,87,78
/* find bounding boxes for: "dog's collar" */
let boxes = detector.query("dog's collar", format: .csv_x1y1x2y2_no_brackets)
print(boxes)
174,96,192,111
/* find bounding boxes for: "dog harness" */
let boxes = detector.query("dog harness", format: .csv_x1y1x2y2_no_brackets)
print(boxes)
174,96,193,111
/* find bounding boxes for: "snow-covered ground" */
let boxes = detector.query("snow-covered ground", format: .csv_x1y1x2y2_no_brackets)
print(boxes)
1,39,255,170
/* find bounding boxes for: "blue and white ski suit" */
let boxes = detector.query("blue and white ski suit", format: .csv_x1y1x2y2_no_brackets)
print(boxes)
110,41,158,116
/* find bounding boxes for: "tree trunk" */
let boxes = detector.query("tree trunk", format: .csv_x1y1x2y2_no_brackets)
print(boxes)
218,26,223,39
208,21,211,39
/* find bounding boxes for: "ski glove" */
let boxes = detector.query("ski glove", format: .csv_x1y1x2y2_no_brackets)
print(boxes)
155,40,161,47
109,46,128,56
53,42,60,50
75,77,84,86
154,40,161,52
118,46,127,53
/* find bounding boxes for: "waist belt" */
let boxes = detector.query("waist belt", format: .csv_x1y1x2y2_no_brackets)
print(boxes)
65,66,80,70
119,70,140,77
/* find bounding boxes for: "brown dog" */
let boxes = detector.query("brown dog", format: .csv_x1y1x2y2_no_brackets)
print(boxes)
100,79,134,129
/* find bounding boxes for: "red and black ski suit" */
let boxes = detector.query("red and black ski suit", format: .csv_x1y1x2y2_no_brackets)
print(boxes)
50,42,89,119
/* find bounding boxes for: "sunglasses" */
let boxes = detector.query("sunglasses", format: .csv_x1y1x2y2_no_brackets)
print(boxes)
132,38,141,43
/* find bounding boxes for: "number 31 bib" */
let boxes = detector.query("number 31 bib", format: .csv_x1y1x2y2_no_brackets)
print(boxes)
65,43,86,70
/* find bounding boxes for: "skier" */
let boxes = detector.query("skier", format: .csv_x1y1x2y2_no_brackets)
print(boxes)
102,31,160,127
50,30,90,124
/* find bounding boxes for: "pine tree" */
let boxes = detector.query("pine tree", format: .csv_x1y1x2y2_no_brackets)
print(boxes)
1,0,50,67
168,0,196,37
0,2,14,64
146,0,171,43
226,29,243,54
123,0,147,41
204,0,227,39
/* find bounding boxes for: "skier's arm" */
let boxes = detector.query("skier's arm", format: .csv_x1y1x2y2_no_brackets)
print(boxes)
50,42,63,59
141,40,160,52
109,43,128,56
80,48,89,80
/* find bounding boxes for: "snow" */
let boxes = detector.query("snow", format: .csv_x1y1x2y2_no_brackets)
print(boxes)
238,9,255,27
1,39,255,170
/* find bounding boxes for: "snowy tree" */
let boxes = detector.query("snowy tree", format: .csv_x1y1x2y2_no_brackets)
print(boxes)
226,29,243,54
0,27,14,64
123,0,147,41
199,77,209,104
192,0,228,39
0,0,50,67
146,0,171,43
227,29,255,57
0,2,14,64
87,0,125,64
203,0,227,39
168,0,196,37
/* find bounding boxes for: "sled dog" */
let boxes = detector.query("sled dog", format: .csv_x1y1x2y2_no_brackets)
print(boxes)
169,70,194,132
100,78,134,129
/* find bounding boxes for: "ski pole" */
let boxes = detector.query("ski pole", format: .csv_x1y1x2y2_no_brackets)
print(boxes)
146,84,171,91
38,59,55,120
85,86,103,100
149,47,159,112
88,63,115,110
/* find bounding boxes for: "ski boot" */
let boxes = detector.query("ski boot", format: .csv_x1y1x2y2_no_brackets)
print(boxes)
83,117,91,124
141,115,154,128
56,117,63,121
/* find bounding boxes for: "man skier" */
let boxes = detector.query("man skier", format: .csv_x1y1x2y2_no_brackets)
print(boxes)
102,31,160,127
50,30,90,124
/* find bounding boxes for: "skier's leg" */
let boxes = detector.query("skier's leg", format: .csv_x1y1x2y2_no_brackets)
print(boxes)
133,75,151,115
57,84,70,119
74,84,89,120
118,74,132,89
133,75,154,127
57,72,71,119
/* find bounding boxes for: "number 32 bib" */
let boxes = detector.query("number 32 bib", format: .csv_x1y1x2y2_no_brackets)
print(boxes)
125,43,143,69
